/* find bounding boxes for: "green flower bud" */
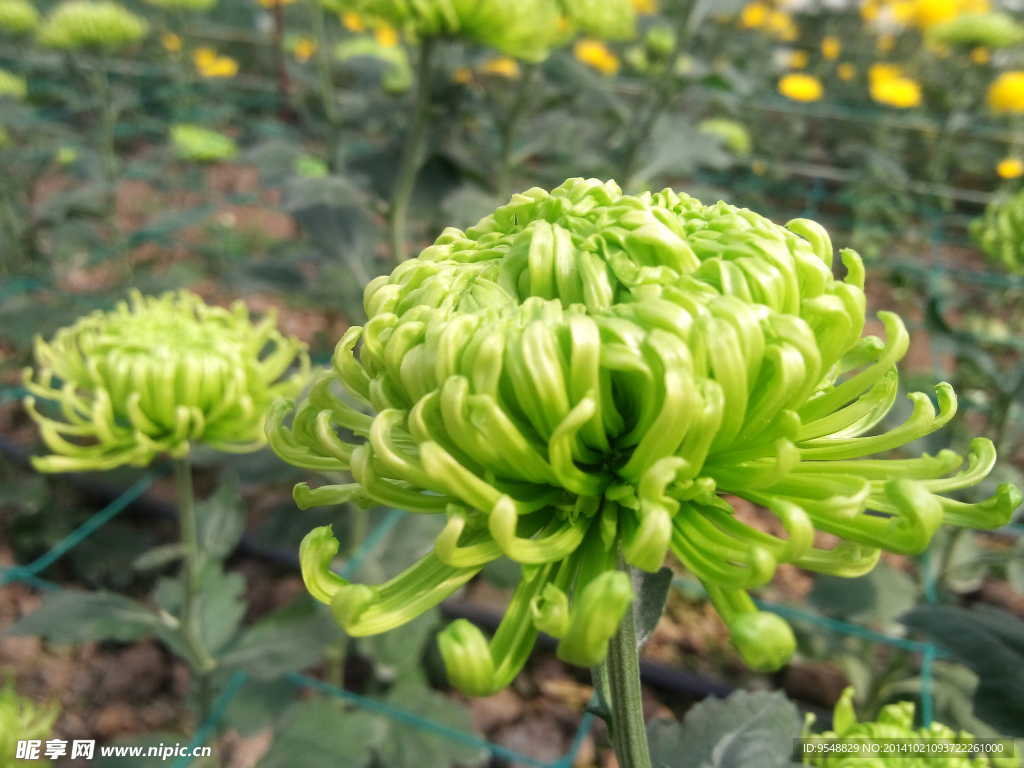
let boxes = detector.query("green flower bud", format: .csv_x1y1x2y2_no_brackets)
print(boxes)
271,178,1020,690
698,118,752,156
37,1,148,49
556,570,633,666
0,0,40,35
170,124,238,163
24,289,310,472
144,0,216,11
560,0,636,42
971,190,1024,275
334,35,412,93
645,24,675,59
438,619,496,697
0,672,58,764
0,68,27,100
927,12,1024,49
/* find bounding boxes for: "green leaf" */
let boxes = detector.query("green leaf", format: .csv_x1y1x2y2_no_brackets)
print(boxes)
220,678,301,736
150,561,246,656
1008,537,1024,597
632,566,672,651
9,590,164,643
125,205,215,249
133,543,185,571
646,689,802,768
219,594,339,679
257,699,385,768
901,604,1024,736
808,560,918,626
362,608,439,685
378,685,488,768
354,513,446,584
198,472,246,560
942,529,989,594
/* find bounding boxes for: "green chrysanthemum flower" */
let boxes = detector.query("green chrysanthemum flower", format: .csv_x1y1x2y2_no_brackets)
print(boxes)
270,178,1019,695
561,0,636,42
0,672,58,768
970,190,1024,275
24,290,310,472
0,68,26,99
334,35,413,93
143,0,216,12
37,1,147,50
170,124,238,163
0,0,40,35
927,12,1024,49
805,687,1014,767
333,0,568,61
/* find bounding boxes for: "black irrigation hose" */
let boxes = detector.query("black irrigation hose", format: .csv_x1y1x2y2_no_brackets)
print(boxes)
0,434,833,723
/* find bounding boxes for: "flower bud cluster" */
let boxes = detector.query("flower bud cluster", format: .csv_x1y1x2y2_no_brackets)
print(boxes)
0,0,39,35
37,1,148,49
272,178,1019,694
970,189,1024,274
170,124,238,163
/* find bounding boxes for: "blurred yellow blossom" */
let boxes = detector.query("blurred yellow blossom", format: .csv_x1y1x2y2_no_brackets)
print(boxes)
838,62,855,80
788,49,809,67
869,62,903,82
194,47,237,77
998,157,1024,178
294,37,316,62
452,66,473,83
162,31,181,51
574,39,620,75
766,10,797,40
971,46,990,63
778,72,822,101
740,1,769,27
871,74,922,106
631,0,656,13
341,11,363,31
876,33,896,51
479,57,520,78
927,41,950,55
822,36,840,59
375,25,398,47
256,0,294,7
989,71,1024,113
193,46,216,68
751,158,768,174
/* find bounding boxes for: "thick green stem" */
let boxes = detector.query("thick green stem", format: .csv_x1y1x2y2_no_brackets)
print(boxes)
496,63,536,203
388,37,436,265
176,458,217,724
606,553,652,768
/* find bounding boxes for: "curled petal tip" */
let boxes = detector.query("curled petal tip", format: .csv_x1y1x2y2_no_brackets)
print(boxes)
728,611,796,672
298,525,349,604
331,584,377,631
437,619,496,697
556,571,633,667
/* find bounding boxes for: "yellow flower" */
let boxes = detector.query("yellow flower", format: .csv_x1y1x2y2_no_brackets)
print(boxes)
892,0,916,23
789,49,809,68
375,24,398,47
998,157,1024,178
294,37,316,62
766,10,797,40
913,0,959,29
822,36,840,59
479,56,521,78
162,31,181,51
256,0,294,7
574,39,620,75
989,71,1024,113
869,62,903,82
778,72,823,101
838,62,855,80
341,11,364,31
453,66,473,83
871,75,922,107
971,46,990,64
194,46,216,67
630,0,656,13
876,33,896,52
739,1,769,28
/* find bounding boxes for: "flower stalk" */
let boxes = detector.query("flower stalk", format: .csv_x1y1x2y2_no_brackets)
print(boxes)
496,62,536,203
388,37,435,264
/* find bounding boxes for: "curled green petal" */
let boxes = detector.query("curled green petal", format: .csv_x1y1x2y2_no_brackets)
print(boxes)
556,570,633,667
299,525,351,604
438,619,496,697
531,583,570,637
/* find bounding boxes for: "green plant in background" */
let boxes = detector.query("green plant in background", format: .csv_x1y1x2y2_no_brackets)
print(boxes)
970,189,1024,275
0,0,40,36
926,12,1024,49
804,686,1016,767
269,177,1020,768
698,118,752,156
171,123,239,162
0,68,26,99
21,290,310,724
0,672,59,768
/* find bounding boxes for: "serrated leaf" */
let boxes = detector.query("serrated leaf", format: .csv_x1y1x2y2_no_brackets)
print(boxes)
632,566,672,651
9,590,164,644
377,685,487,768
901,604,1024,736
150,561,247,657
646,690,802,768
198,472,246,560
942,529,989,594
362,608,438,685
219,594,339,679
220,678,300,736
257,699,384,768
